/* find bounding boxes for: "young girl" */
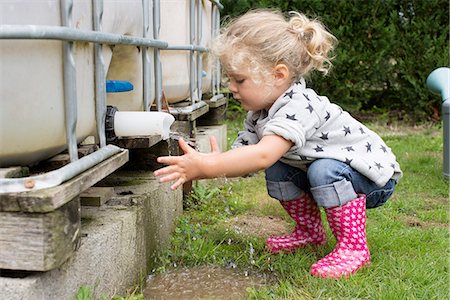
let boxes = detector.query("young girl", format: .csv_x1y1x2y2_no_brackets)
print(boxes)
154,9,402,279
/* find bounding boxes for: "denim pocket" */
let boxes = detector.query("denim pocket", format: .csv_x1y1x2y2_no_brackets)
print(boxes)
366,179,397,209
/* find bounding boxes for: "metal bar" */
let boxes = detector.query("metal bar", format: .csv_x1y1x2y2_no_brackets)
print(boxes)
189,0,197,103
443,99,450,178
211,3,217,96
142,0,152,111
208,0,224,10
60,0,78,162
0,25,210,52
196,0,203,102
215,3,221,94
93,0,107,148
0,25,168,48
165,44,208,51
0,145,124,193
427,67,450,179
153,0,163,111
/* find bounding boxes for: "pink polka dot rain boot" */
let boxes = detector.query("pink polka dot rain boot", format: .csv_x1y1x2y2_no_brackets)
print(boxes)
310,194,371,278
266,193,327,253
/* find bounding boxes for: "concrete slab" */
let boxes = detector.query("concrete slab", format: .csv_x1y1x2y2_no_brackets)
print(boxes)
196,124,228,153
0,171,182,300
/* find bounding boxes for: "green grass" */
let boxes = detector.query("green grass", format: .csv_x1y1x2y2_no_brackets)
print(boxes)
155,116,449,299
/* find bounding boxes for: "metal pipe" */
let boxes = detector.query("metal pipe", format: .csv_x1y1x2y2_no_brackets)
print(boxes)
196,0,203,102
93,0,107,148
142,0,152,111
443,99,450,179
0,145,124,193
165,44,208,51
0,25,168,49
60,0,78,162
215,3,221,94
153,0,163,111
189,0,197,103
427,67,450,179
208,0,224,10
211,3,217,96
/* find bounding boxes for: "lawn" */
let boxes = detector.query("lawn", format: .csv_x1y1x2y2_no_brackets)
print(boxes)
154,115,449,299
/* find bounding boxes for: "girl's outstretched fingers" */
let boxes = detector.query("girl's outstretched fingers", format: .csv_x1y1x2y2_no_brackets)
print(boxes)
209,135,220,153
154,138,196,190
155,166,180,181
178,137,195,154
154,164,185,190
170,177,185,190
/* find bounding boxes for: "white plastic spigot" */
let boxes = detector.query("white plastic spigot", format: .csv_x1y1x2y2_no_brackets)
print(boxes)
114,111,175,140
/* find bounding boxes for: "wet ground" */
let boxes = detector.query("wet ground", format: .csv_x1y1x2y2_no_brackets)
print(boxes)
144,265,275,300
143,214,290,299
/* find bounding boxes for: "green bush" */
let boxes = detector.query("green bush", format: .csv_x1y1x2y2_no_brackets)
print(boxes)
219,0,449,122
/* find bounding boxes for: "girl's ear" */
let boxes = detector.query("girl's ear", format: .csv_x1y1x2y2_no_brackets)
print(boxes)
273,64,290,86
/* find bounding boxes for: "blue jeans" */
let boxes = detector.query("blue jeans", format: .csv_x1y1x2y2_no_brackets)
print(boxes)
265,159,397,208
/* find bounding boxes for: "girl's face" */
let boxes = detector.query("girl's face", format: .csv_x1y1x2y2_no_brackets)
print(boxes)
226,65,291,111
226,69,278,111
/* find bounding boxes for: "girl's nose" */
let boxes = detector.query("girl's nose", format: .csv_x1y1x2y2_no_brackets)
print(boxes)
228,81,237,93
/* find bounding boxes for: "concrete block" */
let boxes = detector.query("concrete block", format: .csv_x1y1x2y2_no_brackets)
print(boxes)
196,124,228,153
0,171,183,300
80,187,114,206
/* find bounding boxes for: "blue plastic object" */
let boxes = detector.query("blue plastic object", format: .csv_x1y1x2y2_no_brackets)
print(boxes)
427,67,450,179
106,80,134,93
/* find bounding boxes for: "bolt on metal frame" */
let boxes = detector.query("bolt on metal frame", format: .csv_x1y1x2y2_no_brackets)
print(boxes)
0,0,223,193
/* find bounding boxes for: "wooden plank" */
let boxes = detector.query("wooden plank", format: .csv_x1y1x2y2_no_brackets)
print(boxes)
0,150,128,213
112,135,163,149
204,96,227,108
80,187,114,206
170,102,209,121
124,138,181,171
0,198,81,271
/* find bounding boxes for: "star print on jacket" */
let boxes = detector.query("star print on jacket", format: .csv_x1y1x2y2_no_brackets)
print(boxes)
314,145,324,152
303,93,310,101
320,132,329,140
232,78,402,187
284,90,296,99
343,126,351,136
286,114,297,121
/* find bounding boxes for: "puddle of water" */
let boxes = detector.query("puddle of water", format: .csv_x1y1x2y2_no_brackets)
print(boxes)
143,266,275,300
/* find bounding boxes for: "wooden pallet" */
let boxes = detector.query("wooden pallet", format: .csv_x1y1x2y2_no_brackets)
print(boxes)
0,149,128,271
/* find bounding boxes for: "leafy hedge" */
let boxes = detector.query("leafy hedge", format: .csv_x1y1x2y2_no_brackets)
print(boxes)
219,0,449,122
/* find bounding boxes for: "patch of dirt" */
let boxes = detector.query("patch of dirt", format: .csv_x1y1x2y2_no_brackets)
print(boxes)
423,196,449,208
403,215,448,230
223,214,292,238
366,122,441,138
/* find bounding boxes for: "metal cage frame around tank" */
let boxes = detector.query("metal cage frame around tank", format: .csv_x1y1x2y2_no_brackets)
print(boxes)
0,0,224,193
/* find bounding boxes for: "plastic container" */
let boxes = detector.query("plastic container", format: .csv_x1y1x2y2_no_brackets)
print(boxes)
0,0,213,167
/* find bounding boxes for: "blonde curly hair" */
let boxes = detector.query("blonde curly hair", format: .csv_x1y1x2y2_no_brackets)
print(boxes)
212,9,337,84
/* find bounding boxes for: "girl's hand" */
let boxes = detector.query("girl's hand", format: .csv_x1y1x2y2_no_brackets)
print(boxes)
154,136,220,190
